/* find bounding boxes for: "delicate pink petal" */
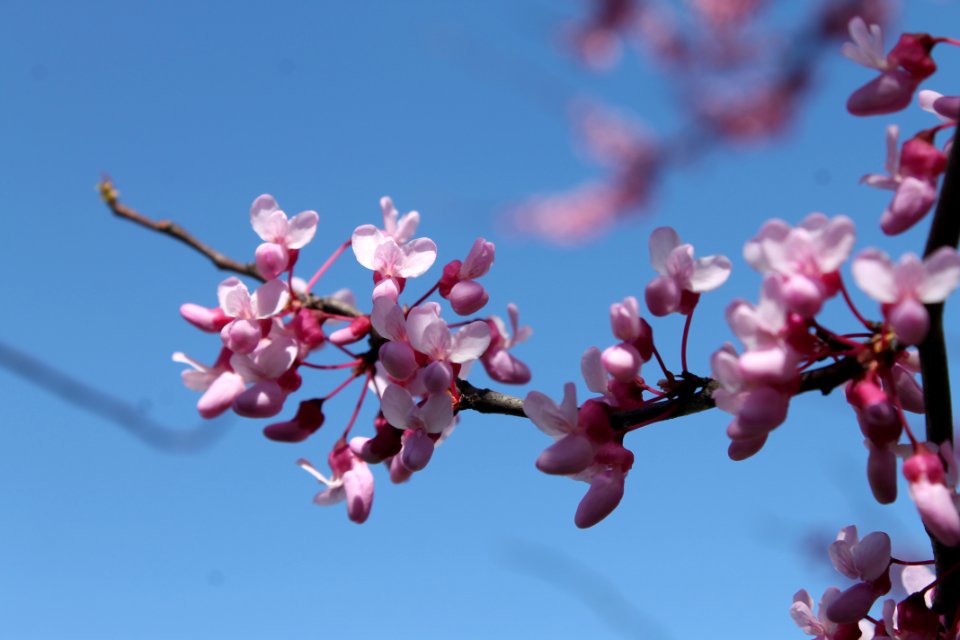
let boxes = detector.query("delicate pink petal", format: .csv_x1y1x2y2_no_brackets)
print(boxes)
829,525,860,580
351,225,383,270
825,582,879,624
524,385,576,437
420,393,454,434
648,226,680,274
853,249,898,302
537,434,594,475
397,238,438,278
581,347,607,394
816,215,857,272
917,247,960,303
371,298,407,342
218,277,253,317
232,380,287,418
400,429,435,471
688,254,732,292
448,321,492,363
197,371,245,418
285,210,319,249
881,178,937,235
853,531,891,582
255,243,290,281
342,464,374,523
575,469,625,528
250,279,290,318
313,485,346,506
381,384,414,430
249,194,281,240
847,70,918,117
789,589,822,635
910,480,960,546
460,238,495,279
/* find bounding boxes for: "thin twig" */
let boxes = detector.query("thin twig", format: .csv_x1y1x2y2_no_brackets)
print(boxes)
98,179,361,318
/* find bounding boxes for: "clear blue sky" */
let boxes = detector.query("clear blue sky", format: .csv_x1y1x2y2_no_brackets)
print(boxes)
2,2,960,639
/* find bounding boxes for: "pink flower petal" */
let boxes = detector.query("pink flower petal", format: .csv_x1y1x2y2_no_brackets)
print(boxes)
397,238,438,278
917,247,960,303
648,226,680,274
285,210,319,249
448,321,491,363
853,249,898,303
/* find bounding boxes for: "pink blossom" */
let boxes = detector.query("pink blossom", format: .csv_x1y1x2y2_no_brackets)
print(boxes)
262,398,325,443
179,303,230,333
377,196,420,243
829,525,891,582
843,17,932,116
380,384,454,471
480,304,532,385
249,194,319,280
645,226,732,316
229,332,299,418
852,247,960,345
861,125,946,235
438,238,495,316
299,445,374,524
405,302,491,364
903,451,960,546
172,350,246,419
743,213,855,317
217,277,290,354
790,588,869,640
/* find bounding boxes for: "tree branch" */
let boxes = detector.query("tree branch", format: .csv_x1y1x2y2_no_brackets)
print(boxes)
98,178,361,318
456,353,869,429
919,130,960,620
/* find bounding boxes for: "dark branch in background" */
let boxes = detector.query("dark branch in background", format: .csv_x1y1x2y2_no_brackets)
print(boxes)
919,130,960,620
0,340,227,454
98,179,360,318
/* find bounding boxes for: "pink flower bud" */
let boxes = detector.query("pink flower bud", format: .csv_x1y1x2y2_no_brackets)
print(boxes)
645,275,681,317
379,341,418,381
263,399,325,443
847,69,918,116
328,316,372,346
726,430,767,461
180,303,230,332
481,349,532,385
422,361,453,394
888,299,930,345
448,280,489,315
782,275,824,318
197,371,245,419
221,319,264,354
437,260,462,297
601,343,642,383
388,455,413,484
880,177,937,235
255,242,290,281
825,582,879,624
400,429,435,472
536,434,594,475
610,297,641,342
900,137,947,180
289,309,326,349
232,380,288,418
575,469,625,528
933,95,960,120
737,386,789,433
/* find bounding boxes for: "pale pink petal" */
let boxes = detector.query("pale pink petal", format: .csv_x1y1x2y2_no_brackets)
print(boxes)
249,194,281,240
250,279,290,318
221,318,263,354
448,321,492,363
917,247,960,303
256,336,299,379
881,178,937,235
460,238,495,279
853,531,891,581
829,525,859,580
218,277,253,317
406,303,449,359
852,250,898,302
815,215,856,272
394,211,420,244
381,384,414,430
789,590,822,635
255,243,290,281
232,380,287,418
371,298,407,342
313,485,346,506
648,226,680,274
420,393,454,434
688,254,732,292
919,90,951,122
537,434,594,475
910,480,960,546
524,383,577,437
581,347,607,394
901,565,935,607
351,225,383,270
397,238,438,278
285,210,319,249
860,173,900,190
743,219,790,272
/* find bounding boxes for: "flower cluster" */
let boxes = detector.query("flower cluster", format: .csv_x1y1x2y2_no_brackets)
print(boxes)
173,194,532,523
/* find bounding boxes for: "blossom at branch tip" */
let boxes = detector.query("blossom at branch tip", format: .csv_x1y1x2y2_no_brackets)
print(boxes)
377,196,420,243
645,226,731,316
480,304,532,385
843,17,937,116
861,125,946,236
249,194,319,280
852,247,960,345
299,445,374,524
743,213,855,317
217,277,290,354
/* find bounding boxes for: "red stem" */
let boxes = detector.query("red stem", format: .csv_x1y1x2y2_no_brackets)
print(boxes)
306,239,352,293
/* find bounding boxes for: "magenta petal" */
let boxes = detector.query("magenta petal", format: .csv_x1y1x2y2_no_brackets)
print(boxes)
342,463,374,524
255,243,290,281
574,470,625,528
232,381,287,418
644,275,680,317
482,350,532,385
379,341,418,381
197,372,245,419
536,434,594,475
400,430,435,471
888,299,929,345
825,582,879,624
867,444,898,504
448,280,489,316
847,70,917,116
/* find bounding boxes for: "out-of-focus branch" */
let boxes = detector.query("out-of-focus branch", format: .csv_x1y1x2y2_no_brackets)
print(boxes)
919,130,960,620
98,179,361,318
457,353,868,429
0,340,226,453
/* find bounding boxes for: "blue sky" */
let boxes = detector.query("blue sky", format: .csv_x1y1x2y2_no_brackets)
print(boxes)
2,2,960,639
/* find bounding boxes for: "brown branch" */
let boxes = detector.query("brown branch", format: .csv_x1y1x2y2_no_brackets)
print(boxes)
919,130,960,620
456,354,868,429
98,178,361,318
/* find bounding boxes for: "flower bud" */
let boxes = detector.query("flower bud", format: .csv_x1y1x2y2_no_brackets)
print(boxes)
448,280,489,315
255,242,290,281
